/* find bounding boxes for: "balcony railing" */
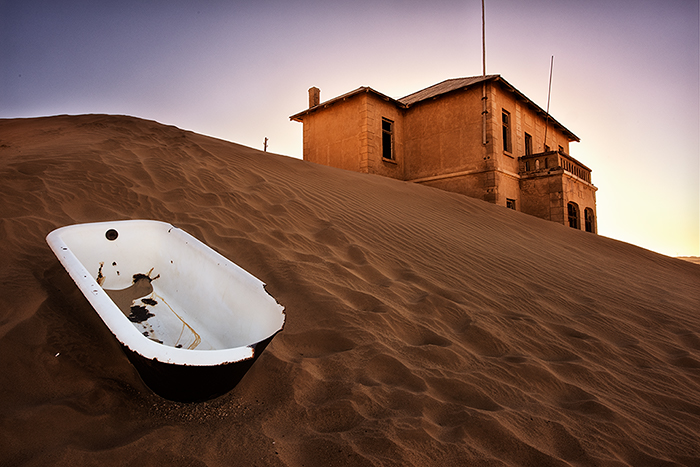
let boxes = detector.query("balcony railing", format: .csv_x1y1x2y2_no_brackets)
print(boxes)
519,150,592,184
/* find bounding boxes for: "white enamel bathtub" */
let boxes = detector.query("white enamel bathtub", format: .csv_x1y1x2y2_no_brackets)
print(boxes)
46,220,285,400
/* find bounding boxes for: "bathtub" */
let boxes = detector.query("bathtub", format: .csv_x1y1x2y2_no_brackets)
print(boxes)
46,220,285,401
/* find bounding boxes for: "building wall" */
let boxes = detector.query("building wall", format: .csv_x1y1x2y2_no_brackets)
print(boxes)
363,95,405,180
302,96,365,173
486,82,576,212
496,171,522,208
513,98,571,156
302,93,406,180
418,172,490,200
402,86,486,182
396,81,577,209
520,172,564,222
562,173,597,232
491,84,571,175
519,169,597,231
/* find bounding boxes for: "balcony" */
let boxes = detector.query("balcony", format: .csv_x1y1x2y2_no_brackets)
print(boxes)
519,150,592,184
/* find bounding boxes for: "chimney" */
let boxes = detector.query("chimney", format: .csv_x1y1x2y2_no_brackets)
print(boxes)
309,87,320,108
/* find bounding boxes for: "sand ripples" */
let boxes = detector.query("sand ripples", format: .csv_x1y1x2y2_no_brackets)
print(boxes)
1,115,699,466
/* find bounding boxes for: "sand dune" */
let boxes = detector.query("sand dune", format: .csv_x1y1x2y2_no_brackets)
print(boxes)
1,114,699,466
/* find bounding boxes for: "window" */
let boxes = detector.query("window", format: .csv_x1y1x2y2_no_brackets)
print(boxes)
502,110,511,153
524,133,532,155
584,208,595,233
567,202,580,229
525,160,530,171
382,118,394,160
506,199,516,210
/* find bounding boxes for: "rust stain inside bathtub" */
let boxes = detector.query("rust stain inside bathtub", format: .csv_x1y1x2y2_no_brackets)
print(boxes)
104,270,157,318
102,267,201,350
96,262,105,286
128,305,154,323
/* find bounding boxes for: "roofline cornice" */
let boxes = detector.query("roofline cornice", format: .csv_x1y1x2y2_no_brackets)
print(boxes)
290,86,405,122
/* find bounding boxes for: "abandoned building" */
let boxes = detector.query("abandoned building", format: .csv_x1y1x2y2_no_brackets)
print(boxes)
290,75,597,232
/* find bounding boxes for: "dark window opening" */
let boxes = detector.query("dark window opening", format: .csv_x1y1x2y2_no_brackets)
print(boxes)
506,199,516,210
382,118,394,160
567,202,580,229
584,208,595,233
525,160,530,171
502,110,511,153
524,133,532,155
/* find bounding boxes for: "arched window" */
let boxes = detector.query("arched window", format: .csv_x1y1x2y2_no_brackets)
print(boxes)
567,202,580,229
584,208,595,233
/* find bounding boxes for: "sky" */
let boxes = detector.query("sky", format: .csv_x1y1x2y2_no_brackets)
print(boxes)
1,0,698,257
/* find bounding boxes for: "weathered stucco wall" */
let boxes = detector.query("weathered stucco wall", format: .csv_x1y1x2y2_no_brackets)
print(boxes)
562,173,597,232
514,99,570,156
497,171,521,207
520,172,564,222
302,93,406,180
491,83,571,176
519,169,597,231
402,81,576,209
403,86,486,181
418,172,490,201
302,97,365,173
363,95,405,180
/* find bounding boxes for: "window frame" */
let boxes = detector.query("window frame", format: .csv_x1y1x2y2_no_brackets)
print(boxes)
567,202,580,229
381,118,395,161
584,208,595,233
502,110,512,154
524,132,533,156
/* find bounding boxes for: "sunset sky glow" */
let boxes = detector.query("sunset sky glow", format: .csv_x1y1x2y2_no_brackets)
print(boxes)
2,0,698,257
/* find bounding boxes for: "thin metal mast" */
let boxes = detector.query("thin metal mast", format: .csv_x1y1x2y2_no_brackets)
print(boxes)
481,0,488,146
544,55,554,151
481,0,486,76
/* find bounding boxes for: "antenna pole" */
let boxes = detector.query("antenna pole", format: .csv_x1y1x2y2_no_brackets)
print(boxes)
481,0,486,76
544,55,554,151
481,0,488,146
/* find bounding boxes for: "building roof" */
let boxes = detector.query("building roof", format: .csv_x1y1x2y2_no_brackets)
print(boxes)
398,75,579,142
289,86,398,122
290,75,580,142
397,75,497,105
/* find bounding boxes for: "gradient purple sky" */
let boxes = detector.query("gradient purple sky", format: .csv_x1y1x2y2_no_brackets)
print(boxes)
2,0,698,256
